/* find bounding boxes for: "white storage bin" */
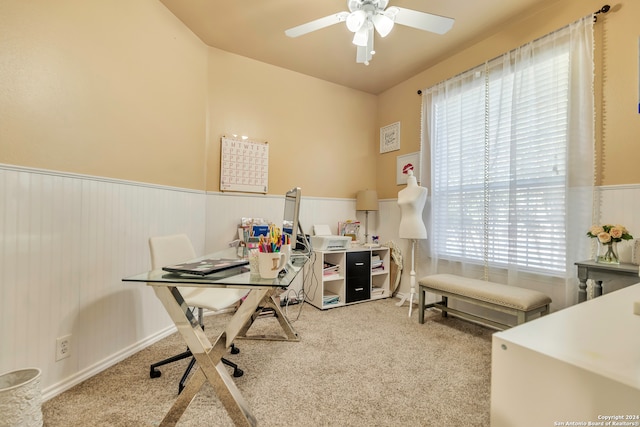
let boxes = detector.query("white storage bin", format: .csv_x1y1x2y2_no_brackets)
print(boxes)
0,368,43,427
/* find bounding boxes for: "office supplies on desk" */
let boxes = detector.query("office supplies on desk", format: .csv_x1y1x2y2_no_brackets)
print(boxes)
258,225,289,253
162,258,249,276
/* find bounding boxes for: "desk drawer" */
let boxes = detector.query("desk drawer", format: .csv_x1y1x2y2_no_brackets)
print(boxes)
346,252,370,278
346,277,370,303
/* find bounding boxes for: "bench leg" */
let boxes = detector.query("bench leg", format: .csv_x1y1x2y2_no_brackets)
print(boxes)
419,286,425,324
516,311,526,325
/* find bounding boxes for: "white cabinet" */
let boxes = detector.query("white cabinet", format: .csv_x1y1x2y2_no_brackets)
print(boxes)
491,282,640,425
304,247,390,309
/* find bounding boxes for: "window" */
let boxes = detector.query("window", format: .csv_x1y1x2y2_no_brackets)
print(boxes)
424,18,594,277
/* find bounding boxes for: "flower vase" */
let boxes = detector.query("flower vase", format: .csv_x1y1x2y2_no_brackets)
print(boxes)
595,241,619,264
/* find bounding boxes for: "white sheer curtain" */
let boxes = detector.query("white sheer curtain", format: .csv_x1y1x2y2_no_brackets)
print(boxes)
420,16,594,304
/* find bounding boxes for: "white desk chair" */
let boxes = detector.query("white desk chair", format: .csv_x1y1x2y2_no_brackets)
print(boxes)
148,234,249,394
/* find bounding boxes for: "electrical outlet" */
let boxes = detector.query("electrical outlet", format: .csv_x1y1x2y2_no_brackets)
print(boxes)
56,334,71,361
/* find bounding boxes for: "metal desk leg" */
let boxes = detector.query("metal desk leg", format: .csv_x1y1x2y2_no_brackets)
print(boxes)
153,286,257,427
234,287,300,342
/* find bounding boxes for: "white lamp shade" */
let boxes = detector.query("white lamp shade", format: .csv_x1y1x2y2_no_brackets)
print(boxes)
356,190,379,211
352,27,369,46
346,10,366,32
372,13,394,37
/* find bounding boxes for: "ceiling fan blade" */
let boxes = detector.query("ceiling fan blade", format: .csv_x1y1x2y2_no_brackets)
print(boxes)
285,12,349,38
393,7,454,35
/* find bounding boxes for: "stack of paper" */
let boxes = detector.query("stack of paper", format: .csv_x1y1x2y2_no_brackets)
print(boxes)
323,262,340,280
371,287,385,297
323,292,340,305
371,255,384,273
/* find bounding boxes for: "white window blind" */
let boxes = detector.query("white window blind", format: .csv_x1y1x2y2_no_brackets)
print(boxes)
426,21,593,277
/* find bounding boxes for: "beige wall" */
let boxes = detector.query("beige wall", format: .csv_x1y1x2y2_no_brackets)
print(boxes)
0,0,209,190
377,0,640,198
205,49,378,198
2,0,638,198
0,0,378,198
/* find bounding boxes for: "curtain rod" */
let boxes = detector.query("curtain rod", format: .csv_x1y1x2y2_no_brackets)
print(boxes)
417,4,611,95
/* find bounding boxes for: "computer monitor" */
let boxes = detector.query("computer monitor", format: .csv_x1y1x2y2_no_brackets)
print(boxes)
283,187,309,254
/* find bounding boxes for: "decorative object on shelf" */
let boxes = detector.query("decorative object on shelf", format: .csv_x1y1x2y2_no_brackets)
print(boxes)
380,121,401,153
396,152,420,185
338,220,361,241
587,224,633,264
596,241,619,264
356,189,379,245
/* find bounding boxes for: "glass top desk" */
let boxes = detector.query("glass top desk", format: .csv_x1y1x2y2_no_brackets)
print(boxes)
123,249,308,427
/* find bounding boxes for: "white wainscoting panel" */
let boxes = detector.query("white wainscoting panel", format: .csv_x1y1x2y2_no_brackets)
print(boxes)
0,165,205,399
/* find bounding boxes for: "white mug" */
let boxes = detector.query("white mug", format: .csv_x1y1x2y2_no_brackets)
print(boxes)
280,244,291,264
258,251,287,279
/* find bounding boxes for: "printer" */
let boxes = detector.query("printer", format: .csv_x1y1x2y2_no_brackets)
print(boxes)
310,225,352,251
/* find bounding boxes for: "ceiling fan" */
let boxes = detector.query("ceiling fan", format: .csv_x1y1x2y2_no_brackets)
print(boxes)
285,0,455,65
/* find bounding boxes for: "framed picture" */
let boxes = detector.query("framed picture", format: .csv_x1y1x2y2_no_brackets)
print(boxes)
380,122,400,153
396,152,420,185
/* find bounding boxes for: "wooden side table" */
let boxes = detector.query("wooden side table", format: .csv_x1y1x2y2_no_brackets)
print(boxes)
575,260,639,302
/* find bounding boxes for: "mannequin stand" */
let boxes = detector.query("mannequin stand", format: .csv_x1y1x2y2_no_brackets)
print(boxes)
395,239,417,317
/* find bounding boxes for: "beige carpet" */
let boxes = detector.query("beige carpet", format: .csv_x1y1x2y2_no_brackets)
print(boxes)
42,299,494,426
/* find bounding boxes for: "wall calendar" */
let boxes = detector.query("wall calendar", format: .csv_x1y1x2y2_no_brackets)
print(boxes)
220,136,269,193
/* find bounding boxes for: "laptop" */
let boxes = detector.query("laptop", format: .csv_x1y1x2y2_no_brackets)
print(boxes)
162,258,249,276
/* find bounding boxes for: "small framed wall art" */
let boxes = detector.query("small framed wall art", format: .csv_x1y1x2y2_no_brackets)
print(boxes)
380,122,400,153
396,152,420,185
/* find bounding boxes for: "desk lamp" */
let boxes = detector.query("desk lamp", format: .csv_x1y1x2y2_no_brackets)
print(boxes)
356,189,379,245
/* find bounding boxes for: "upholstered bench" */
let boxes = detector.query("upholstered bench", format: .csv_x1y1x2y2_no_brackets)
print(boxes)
418,274,552,330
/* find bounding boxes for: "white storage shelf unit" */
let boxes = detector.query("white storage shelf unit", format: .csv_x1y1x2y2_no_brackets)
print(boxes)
305,247,390,310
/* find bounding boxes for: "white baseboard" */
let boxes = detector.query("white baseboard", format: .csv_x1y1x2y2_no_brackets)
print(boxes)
41,308,237,401
41,325,177,402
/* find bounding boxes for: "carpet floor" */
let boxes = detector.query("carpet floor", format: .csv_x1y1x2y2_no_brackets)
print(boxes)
42,299,494,426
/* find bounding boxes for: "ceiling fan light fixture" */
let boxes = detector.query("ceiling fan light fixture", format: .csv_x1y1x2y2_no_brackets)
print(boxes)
352,26,369,46
366,24,374,54
346,10,366,32
372,13,394,37
284,0,455,66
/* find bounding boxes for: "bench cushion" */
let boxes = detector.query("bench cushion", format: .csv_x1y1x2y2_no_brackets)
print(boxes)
419,274,551,311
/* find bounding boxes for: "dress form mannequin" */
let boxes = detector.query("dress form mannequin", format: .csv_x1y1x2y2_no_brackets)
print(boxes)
396,170,428,316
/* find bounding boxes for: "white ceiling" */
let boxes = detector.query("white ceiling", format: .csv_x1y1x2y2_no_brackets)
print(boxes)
159,0,555,94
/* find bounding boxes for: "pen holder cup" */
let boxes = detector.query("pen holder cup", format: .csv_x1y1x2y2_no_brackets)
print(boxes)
280,244,291,263
248,249,260,276
258,252,288,279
